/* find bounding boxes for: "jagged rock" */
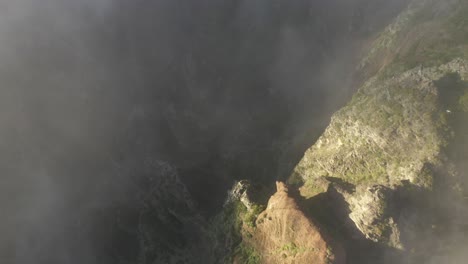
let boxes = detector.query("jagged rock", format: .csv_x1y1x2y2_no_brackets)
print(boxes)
227,180,255,211
243,182,345,264
336,184,401,248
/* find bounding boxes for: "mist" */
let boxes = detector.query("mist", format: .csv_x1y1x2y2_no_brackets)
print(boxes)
0,0,413,263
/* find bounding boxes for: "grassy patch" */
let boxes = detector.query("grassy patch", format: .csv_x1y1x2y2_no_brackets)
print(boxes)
234,244,261,264
243,204,266,228
274,242,315,258
300,180,327,198
369,1,468,82
287,171,304,186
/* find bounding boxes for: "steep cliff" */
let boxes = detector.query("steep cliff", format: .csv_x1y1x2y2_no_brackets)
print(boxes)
229,1,468,263
288,0,468,262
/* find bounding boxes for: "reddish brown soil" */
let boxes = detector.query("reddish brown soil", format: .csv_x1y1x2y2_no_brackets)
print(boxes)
246,182,346,264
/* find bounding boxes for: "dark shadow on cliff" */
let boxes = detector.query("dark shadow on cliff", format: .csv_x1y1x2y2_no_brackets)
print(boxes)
435,72,468,191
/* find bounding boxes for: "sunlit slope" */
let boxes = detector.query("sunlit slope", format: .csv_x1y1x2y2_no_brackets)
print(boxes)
290,0,468,258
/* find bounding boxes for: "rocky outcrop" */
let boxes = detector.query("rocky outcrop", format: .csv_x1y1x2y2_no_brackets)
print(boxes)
243,182,345,264
227,180,255,211
295,59,468,189
291,58,468,248
332,184,401,248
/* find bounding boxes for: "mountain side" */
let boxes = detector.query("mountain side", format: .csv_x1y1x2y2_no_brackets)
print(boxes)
225,0,468,263
288,0,468,262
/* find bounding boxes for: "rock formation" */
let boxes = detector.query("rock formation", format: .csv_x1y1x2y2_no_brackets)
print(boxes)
238,182,345,264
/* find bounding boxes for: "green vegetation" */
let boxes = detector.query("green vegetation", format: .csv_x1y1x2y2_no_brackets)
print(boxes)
273,242,315,258
406,3,468,66
211,199,266,263
413,164,434,189
234,244,261,264
299,81,440,186
287,171,304,186
371,222,391,239
280,242,310,256
301,180,328,198
362,0,468,82
296,55,468,192
215,197,265,232
326,246,333,263
223,201,248,234
210,200,247,262
435,72,468,109
243,204,266,228
458,90,468,112
288,0,468,251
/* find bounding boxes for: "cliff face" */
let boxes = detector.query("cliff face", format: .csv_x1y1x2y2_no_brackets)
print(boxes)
229,1,468,263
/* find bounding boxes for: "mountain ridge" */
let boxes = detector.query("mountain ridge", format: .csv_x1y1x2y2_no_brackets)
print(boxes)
226,1,468,263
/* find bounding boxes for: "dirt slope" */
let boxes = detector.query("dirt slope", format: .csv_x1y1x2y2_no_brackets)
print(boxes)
245,182,345,264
